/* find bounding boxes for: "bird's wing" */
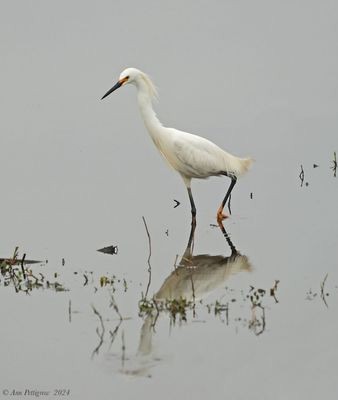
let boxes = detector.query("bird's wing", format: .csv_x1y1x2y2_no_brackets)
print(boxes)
171,130,225,178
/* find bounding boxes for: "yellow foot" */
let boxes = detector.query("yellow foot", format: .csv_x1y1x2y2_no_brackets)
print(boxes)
217,211,229,224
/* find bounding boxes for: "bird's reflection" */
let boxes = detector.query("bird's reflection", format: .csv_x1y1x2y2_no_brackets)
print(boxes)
155,222,252,303
122,221,252,376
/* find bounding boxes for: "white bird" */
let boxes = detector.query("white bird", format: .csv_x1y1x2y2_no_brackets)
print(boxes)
101,68,252,224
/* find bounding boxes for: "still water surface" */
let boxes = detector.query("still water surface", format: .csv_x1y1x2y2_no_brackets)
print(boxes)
1,1,338,399
1,139,337,400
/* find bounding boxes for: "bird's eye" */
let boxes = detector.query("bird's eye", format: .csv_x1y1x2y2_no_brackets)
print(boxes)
125,76,129,79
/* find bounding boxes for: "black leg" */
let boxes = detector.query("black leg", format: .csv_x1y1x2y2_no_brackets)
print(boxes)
182,217,196,261
187,187,196,217
179,188,197,262
217,176,237,223
218,220,238,256
227,194,232,214
186,215,196,250
221,177,237,210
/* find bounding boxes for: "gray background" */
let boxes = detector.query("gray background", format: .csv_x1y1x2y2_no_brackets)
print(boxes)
1,1,337,399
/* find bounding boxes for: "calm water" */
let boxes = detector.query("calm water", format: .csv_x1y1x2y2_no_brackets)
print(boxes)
1,139,337,400
1,1,338,399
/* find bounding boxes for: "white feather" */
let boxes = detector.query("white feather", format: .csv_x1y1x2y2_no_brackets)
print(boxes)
105,67,253,220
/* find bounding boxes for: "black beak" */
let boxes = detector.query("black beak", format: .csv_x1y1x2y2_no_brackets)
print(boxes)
101,81,122,100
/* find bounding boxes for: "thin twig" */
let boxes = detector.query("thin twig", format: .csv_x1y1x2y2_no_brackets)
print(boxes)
320,273,329,308
331,152,337,177
92,305,105,332
121,330,126,369
189,272,196,318
108,320,122,351
91,305,105,357
151,298,160,331
142,216,152,299
12,247,19,265
299,165,305,187
68,300,72,323
109,293,123,321
21,254,26,280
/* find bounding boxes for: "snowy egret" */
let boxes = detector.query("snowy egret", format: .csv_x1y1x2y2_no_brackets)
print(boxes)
101,68,252,224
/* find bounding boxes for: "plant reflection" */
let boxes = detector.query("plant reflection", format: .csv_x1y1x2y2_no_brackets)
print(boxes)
121,220,253,376
0,247,66,293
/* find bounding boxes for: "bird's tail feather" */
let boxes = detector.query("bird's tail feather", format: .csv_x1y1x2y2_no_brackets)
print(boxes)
223,155,253,178
239,157,253,176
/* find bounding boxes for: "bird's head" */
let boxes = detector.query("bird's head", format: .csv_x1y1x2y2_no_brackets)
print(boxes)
101,67,157,100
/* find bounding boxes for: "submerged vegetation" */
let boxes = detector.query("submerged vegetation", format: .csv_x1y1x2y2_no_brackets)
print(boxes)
138,279,280,334
139,297,192,323
0,247,67,293
0,247,130,295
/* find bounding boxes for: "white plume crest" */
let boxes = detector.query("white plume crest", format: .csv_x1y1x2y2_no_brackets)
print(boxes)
140,72,158,100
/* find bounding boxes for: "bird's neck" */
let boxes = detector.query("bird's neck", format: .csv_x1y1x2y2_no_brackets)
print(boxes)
136,83,163,140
